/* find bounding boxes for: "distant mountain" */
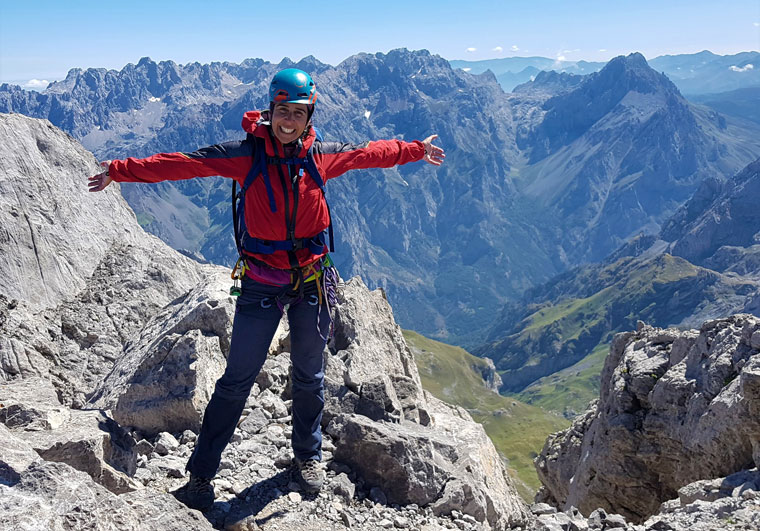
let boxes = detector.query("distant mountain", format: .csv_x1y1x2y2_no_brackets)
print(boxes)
1,50,758,343
662,159,760,270
450,57,606,91
513,52,759,264
512,70,584,96
450,56,558,76
475,157,760,400
688,87,760,126
452,50,760,95
649,50,760,95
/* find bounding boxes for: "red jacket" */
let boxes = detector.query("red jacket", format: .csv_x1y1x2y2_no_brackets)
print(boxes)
110,111,426,269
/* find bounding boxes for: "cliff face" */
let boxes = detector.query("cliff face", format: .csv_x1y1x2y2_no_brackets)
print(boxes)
534,315,760,523
0,114,529,531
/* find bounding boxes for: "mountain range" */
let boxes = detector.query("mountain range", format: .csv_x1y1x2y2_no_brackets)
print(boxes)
477,157,760,411
451,50,760,95
1,49,758,345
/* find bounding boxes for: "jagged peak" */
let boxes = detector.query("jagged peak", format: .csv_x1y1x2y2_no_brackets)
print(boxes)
581,51,680,98
608,51,649,67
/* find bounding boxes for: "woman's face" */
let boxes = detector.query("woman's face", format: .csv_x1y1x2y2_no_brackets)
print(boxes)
271,102,309,144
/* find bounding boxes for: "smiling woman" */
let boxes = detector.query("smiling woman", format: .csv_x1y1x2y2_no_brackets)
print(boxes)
268,69,317,143
86,66,444,512
271,102,310,143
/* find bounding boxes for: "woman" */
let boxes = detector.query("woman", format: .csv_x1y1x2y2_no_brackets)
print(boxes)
88,68,445,511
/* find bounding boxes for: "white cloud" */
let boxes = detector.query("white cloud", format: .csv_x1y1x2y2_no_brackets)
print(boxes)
599,49,607,52
462,67,472,72
511,45,519,52
754,22,759,27
492,46,503,53
556,55,567,62
23,79,50,89
730,64,754,72
466,47,477,53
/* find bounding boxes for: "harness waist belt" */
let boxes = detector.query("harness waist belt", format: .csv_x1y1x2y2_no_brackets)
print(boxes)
241,230,327,256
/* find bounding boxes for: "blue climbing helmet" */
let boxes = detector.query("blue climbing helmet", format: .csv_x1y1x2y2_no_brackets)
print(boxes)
269,68,318,105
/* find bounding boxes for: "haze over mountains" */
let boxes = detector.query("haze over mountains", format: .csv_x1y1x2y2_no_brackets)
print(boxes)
1,49,758,349
452,50,760,94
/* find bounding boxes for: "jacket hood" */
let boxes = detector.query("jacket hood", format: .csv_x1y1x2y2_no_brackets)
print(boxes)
241,110,264,134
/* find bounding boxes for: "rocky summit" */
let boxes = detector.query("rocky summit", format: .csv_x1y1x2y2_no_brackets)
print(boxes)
0,113,530,530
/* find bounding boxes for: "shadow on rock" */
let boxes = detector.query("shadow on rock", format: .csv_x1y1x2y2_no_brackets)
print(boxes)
211,469,299,528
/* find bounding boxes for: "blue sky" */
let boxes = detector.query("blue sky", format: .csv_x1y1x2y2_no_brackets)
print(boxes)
1,0,758,88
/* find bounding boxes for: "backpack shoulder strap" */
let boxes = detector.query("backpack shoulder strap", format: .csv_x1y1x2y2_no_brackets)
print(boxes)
241,135,277,212
305,142,333,251
304,142,326,193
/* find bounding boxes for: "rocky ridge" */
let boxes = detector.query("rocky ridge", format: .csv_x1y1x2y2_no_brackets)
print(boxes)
0,114,530,529
533,314,760,529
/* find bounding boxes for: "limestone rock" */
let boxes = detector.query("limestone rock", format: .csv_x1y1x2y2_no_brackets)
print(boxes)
332,277,423,392
0,113,143,311
88,275,234,436
0,115,218,404
0,376,70,430
0,423,41,486
356,373,403,422
326,412,451,506
536,315,760,522
15,409,140,494
1,375,139,494
425,394,530,530
323,279,529,530
327,393,530,530
0,460,212,530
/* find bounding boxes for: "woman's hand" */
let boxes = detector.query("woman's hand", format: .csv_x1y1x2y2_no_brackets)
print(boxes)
88,161,113,192
422,134,445,166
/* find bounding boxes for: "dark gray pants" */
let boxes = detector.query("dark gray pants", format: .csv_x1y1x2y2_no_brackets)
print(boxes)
186,276,330,479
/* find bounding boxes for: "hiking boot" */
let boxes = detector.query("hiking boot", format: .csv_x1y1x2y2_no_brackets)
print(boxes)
295,458,324,493
172,474,215,512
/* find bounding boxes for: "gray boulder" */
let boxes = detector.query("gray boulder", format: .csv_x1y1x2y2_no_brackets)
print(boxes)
0,459,213,530
322,277,530,530
0,376,70,430
15,409,140,495
536,315,760,522
1,376,139,494
88,275,233,436
332,277,423,391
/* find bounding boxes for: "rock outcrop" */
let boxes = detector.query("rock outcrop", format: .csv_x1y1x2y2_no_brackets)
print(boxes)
1,113,530,530
0,113,218,406
535,315,760,523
